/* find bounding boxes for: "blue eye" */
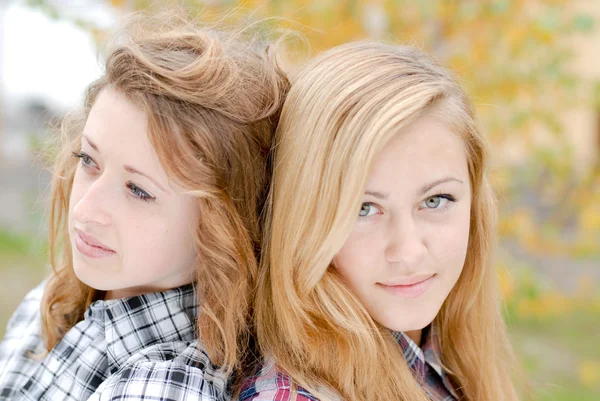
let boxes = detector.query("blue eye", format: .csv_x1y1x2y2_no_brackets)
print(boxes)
358,203,381,218
425,196,443,208
72,151,97,169
126,182,155,202
420,194,455,209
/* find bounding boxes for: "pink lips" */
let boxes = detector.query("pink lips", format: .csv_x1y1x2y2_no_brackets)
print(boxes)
377,274,435,298
74,228,116,259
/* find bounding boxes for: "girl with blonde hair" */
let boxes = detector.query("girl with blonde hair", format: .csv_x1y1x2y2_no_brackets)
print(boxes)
0,12,288,401
241,41,520,401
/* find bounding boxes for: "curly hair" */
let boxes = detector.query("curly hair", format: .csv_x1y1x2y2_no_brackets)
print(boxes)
42,11,289,377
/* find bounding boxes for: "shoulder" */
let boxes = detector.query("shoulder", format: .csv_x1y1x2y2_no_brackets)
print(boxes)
0,281,45,356
88,341,229,401
238,359,319,401
3,281,44,334
0,281,46,395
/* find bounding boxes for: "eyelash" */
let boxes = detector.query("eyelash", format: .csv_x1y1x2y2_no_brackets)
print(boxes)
358,202,382,221
358,193,456,221
421,193,456,210
72,151,155,203
126,182,155,203
72,151,96,169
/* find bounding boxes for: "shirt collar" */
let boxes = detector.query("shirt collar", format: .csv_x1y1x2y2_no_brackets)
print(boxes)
392,324,459,399
83,283,198,372
392,325,441,369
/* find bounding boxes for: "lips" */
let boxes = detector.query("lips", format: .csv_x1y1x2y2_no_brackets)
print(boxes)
74,228,115,259
377,274,435,298
380,274,435,287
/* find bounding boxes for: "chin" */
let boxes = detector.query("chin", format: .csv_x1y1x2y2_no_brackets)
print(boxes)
377,307,438,332
387,319,433,333
72,262,101,290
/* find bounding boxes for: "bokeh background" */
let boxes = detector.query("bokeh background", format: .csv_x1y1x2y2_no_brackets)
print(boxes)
0,1,598,400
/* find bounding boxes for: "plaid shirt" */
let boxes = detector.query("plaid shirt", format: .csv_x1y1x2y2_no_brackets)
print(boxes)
0,282,229,401
239,325,458,401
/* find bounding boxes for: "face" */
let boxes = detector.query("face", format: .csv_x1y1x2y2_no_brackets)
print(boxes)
68,87,198,299
333,113,471,333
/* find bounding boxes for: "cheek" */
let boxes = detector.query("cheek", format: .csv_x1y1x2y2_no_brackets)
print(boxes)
124,216,169,254
428,206,471,272
333,230,382,287
126,210,196,266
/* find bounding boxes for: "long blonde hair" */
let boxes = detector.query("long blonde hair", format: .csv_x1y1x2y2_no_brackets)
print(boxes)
42,12,289,375
255,41,519,400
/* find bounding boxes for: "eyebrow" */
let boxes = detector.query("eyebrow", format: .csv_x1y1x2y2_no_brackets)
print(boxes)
364,190,389,200
83,135,167,193
82,135,99,152
124,165,168,193
419,177,464,195
364,177,464,199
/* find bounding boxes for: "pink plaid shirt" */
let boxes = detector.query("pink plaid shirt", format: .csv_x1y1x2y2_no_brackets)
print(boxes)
239,325,458,401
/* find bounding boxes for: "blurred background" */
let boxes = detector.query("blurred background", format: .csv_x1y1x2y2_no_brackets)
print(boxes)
0,0,598,399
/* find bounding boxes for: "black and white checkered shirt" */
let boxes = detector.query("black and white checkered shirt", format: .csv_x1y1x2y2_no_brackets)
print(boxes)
0,282,229,400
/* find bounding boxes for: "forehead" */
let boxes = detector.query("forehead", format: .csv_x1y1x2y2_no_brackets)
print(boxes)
367,114,468,186
83,88,161,167
85,88,147,143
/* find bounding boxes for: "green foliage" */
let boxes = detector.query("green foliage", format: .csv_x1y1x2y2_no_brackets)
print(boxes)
572,13,596,33
0,230,31,254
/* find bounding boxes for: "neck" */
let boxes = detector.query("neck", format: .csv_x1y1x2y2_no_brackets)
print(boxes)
405,329,422,346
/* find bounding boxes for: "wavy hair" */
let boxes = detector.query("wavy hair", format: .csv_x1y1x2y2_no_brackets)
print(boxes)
255,41,519,400
42,11,289,375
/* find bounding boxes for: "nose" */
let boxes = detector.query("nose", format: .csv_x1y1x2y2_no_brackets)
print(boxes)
70,174,113,227
385,215,427,270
